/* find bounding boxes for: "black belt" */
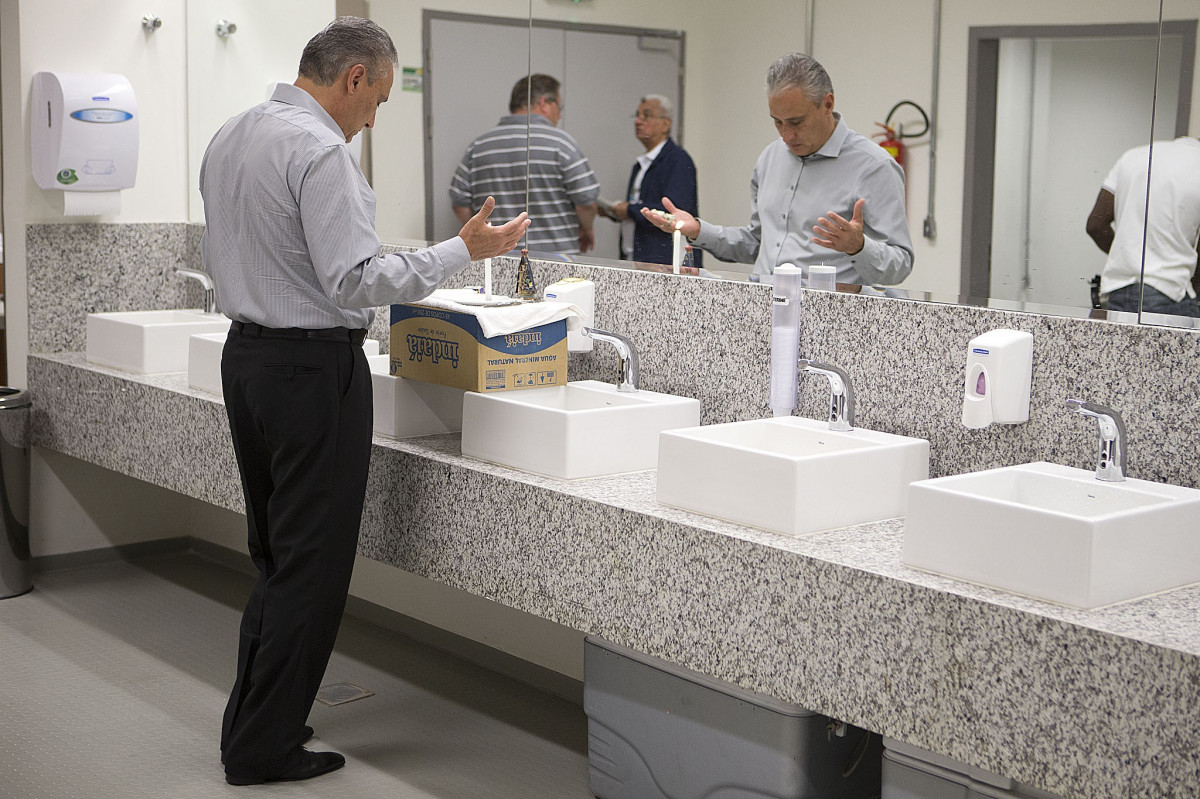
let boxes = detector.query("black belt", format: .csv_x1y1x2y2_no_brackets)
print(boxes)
231,321,367,345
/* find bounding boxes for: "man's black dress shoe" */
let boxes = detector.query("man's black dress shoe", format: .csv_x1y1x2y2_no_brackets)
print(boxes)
225,748,345,786
220,726,313,765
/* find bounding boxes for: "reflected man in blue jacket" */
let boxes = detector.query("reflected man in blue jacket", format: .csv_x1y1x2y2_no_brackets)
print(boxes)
604,95,701,268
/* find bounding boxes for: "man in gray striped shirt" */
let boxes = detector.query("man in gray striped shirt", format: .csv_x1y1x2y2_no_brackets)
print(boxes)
201,17,528,787
451,74,600,254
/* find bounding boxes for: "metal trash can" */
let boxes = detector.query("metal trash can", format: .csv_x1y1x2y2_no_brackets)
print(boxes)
0,388,32,599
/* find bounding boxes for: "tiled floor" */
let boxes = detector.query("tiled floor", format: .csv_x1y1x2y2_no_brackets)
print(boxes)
0,553,591,798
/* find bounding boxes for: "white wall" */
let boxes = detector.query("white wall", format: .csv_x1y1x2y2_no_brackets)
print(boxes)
990,39,1035,300
1165,0,1200,135
185,0,337,221
13,0,190,225
30,447,191,556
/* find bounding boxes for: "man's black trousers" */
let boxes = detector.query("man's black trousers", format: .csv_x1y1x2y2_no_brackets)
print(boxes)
218,326,372,779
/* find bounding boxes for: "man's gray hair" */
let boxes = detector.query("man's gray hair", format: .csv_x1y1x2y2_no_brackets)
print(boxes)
766,53,833,103
298,16,398,86
641,94,674,120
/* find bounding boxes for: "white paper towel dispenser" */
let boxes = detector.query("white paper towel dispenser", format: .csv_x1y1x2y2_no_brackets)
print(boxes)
31,71,138,215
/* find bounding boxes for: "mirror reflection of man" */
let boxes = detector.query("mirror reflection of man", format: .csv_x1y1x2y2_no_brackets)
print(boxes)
643,53,913,286
451,74,600,254
602,94,701,267
1085,137,1200,317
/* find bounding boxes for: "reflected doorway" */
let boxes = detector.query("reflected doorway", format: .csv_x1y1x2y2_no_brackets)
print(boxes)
961,22,1195,307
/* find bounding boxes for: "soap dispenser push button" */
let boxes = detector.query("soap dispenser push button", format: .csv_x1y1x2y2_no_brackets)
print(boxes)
973,368,987,397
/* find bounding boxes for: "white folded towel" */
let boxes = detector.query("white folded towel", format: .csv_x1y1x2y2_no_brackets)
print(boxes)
413,288,585,338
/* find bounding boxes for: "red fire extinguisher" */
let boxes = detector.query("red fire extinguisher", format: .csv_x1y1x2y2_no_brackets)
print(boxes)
872,100,929,172
875,122,906,169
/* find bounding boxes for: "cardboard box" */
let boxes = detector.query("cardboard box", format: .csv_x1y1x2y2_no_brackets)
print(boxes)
389,303,568,392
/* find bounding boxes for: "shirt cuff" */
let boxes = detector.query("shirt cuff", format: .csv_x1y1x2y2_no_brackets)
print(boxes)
693,219,718,246
436,236,473,279
850,236,885,273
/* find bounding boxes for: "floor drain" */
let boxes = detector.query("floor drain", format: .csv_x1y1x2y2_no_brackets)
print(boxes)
316,681,375,706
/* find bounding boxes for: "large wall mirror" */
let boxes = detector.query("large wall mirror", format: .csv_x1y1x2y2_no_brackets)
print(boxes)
1144,0,1200,330
186,0,1198,325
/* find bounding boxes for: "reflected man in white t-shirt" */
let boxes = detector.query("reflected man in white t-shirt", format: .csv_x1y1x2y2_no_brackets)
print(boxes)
1086,137,1200,316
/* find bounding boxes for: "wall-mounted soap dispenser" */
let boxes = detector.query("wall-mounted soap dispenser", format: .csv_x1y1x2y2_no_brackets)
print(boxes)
544,277,595,352
962,329,1033,429
31,72,138,216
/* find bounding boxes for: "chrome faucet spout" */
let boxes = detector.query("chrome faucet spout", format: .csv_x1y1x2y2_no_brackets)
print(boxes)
175,267,218,315
583,327,639,392
799,359,855,431
1066,398,1127,482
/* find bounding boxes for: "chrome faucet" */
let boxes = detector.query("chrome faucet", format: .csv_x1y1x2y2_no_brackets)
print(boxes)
1066,399,1127,482
799,359,855,431
175,267,218,314
583,327,639,392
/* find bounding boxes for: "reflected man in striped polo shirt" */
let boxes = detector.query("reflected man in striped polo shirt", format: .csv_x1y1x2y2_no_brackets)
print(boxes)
451,74,600,254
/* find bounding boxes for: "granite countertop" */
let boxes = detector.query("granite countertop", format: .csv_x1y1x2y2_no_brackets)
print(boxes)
375,430,1200,658
27,352,1200,797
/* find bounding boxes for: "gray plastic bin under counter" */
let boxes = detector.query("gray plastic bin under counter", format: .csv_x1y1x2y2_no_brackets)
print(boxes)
882,739,1062,799
0,388,31,599
584,637,882,799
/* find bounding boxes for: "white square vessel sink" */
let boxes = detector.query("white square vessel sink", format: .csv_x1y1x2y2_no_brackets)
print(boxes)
188,334,380,396
461,379,701,479
903,461,1200,608
657,416,929,536
367,354,464,438
188,332,228,394
87,309,230,374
